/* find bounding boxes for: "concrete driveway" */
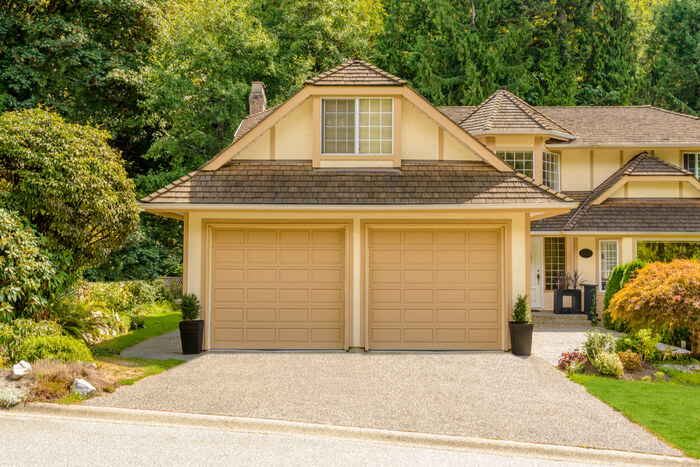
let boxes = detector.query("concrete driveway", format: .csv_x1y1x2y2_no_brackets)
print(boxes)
86,349,680,456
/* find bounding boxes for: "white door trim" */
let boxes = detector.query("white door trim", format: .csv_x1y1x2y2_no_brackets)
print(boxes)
530,237,544,309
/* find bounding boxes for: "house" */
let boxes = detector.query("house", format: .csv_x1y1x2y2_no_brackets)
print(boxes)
141,60,700,351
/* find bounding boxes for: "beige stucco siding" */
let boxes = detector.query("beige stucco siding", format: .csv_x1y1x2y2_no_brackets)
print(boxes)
275,99,313,160
560,149,591,191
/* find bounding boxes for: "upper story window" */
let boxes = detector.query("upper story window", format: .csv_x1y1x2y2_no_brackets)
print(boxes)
496,150,534,179
543,150,560,191
684,153,699,179
322,98,393,155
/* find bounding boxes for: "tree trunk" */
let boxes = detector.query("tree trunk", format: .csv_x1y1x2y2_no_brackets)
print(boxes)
692,331,700,357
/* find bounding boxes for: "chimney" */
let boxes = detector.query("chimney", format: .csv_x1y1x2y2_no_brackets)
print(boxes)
249,82,266,115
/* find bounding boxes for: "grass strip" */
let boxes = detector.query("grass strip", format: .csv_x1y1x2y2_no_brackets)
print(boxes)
570,374,700,458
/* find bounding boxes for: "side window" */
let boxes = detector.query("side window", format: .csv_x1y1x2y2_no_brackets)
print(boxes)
683,153,698,179
543,151,560,191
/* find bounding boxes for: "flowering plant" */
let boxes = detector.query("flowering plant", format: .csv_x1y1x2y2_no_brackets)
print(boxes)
557,351,587,371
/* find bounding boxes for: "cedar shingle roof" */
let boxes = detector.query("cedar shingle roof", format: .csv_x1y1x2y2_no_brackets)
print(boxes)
531,152,699,232
539,106,700,147
306,59,407,86
141,161,571,206
457,90,575,139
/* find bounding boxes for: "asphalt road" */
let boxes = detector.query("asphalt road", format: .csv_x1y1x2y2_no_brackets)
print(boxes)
0,413,597,467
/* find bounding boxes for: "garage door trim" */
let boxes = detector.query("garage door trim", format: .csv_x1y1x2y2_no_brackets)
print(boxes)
204,222,351,350
363,223,509,351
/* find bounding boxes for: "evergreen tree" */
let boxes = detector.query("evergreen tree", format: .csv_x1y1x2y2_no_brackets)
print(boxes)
645,0,700,115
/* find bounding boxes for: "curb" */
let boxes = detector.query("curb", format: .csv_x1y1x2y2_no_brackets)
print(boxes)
3,403,694,466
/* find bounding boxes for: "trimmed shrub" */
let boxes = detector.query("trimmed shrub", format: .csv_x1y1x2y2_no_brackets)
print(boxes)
617,350,642,371
17,335,93,364
583,329,618,361
602,260,645,332
608,260,700,355
180,294,200,321
591,351,624,377
0,319,63,363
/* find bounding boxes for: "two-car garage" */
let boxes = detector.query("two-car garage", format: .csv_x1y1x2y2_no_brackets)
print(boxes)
208,224,504,351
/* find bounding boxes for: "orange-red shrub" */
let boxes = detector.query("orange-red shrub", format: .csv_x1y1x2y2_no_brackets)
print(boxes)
608,260,700,355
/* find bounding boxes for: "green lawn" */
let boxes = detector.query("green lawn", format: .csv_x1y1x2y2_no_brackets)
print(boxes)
92,310,181,354
571,374,700,458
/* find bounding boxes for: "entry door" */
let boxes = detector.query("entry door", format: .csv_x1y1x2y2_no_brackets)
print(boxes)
530,237,544,309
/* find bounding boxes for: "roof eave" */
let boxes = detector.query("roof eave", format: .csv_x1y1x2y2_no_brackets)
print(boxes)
467,129,576,141
547,142,700,148
138,202,578,212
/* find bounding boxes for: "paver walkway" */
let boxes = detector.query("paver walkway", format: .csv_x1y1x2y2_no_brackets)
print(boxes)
87,349,681,456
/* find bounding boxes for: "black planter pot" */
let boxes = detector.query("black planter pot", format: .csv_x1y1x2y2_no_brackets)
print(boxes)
553,289,582,314
509,322,534,356
179,320,204,354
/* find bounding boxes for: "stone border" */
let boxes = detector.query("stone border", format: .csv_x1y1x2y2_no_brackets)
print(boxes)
3,403,693,466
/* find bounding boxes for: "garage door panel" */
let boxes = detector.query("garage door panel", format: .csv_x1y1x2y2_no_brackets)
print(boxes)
211,227,345,349
247,249,277,263
246,328,277,342
246,308,276,322
214,249,245,265
436,309,467,323
468,249,499,264
369,227,502,350
279,269,310,283
371,308,401,323
310,308,343,322
214,230,245,245
214,288,244,302
278,308,308,322
404,328,434,342
404,269,434,284
404,309,433,323
436,328,466,343
469,308,500,324
211,307,243,323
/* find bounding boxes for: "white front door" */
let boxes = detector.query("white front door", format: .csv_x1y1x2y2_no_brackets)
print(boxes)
530,237,544,309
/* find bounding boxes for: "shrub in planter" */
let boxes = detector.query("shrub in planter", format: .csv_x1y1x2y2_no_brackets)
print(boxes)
591,351,624,377
17,335,93,364
617,350,642,371
582,329,618,361
179,293,203,355
509,294,533,356
608,260,700,355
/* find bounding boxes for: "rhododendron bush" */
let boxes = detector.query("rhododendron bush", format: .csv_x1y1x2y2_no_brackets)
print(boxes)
608,260,700,355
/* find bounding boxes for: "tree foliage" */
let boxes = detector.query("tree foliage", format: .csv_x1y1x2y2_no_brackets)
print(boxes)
0,208,56,322
0,0,165,167
608,260,700,355
645,0,700,115
0,108,139,273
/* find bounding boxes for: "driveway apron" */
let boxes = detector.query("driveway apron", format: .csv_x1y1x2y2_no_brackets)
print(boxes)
85,351,681,456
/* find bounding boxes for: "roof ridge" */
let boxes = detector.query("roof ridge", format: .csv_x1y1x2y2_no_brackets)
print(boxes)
305,59,407,85
647,105,700,121
500,90,577,136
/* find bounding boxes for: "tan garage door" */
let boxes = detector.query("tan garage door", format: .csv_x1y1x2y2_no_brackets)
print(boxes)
210,227,345,349
368,227,502,350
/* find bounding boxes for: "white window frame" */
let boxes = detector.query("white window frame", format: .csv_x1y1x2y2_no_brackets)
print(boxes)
683,153,699,179
495,149,535,179
542,150,561,191
599,240,619,292
320,97,394,156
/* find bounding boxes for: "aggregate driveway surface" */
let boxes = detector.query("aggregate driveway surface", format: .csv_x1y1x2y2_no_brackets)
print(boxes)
85,351,681,456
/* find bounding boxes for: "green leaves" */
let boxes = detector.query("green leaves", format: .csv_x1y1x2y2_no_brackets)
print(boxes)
0,108,139,274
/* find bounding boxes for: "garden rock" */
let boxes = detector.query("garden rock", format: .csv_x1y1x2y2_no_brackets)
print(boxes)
10,361,31,380
71,379,96,397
